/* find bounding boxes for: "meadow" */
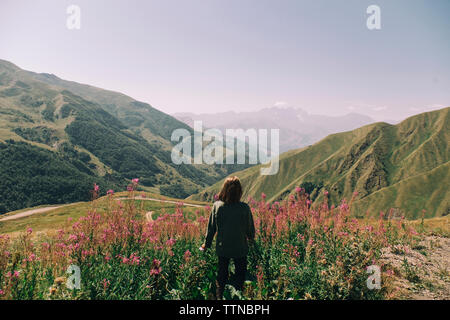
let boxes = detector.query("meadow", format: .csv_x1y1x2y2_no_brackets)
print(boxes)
0,181,446,300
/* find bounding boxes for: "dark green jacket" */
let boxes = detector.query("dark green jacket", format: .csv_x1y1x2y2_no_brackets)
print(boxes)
205,201,255,258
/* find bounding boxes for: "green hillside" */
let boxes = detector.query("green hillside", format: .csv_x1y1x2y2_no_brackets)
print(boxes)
0,59,245,214
0,141,118,213
190,107,450,219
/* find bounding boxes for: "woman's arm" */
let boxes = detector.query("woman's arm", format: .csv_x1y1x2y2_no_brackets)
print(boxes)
204,205,217,249
247,205,255,241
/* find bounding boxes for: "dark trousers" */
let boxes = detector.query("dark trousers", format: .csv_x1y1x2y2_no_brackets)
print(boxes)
217,256,247,291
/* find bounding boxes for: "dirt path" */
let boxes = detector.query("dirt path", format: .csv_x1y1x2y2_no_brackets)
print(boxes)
0,206,65,222
145,211,154,222
0,197,206,222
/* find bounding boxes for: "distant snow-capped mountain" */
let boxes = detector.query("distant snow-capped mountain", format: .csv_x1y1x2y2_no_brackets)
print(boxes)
173,107,374,153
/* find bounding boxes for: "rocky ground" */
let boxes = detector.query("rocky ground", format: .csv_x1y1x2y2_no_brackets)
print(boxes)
381,236,450,300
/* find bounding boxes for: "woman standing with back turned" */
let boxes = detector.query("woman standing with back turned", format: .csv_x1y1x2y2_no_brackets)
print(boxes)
201,176,255,300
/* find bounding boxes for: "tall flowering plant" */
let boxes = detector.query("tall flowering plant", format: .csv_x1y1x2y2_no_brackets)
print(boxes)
0,183,419,300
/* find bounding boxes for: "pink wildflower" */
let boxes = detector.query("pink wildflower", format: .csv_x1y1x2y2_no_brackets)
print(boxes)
153,259,161,267
129,253,140,265
184,250,191,262
150,268,160,276
103,279,110,290
27,253,37,262
340,202,349,211
150,259,162,276
165,238,176,246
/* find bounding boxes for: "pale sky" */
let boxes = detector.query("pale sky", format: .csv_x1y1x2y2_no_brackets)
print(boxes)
0,0,449,121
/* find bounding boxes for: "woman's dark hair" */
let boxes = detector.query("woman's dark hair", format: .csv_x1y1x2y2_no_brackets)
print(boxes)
218,176,243,204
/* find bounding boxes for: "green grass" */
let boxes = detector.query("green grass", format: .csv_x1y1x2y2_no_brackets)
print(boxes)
408,215,450,237
0,202,91,235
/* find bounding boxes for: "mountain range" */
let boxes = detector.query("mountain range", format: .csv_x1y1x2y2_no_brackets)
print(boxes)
190,107,450,219
1,59,448,219
173,108,375,153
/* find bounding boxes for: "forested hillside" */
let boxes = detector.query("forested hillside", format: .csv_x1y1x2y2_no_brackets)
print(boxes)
0,59,246,213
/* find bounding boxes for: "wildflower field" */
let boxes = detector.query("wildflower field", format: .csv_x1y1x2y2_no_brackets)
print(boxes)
0,181,430,300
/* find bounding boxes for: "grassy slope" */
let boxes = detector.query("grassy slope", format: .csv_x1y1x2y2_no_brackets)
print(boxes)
352,162,450,219
190,108,449,218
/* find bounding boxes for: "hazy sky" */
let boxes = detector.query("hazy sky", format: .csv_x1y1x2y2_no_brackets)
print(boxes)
0,0,449,121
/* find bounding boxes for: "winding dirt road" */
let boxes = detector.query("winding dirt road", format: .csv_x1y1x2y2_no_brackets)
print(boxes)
0,206,66,222
0,197,206,222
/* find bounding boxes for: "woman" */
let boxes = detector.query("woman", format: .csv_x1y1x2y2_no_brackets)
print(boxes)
201,176,255,299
